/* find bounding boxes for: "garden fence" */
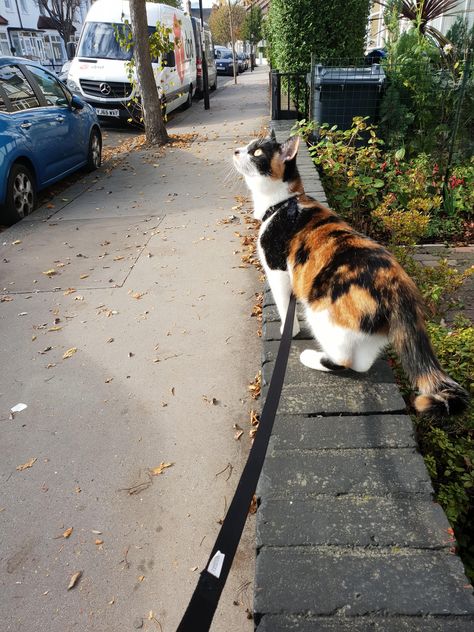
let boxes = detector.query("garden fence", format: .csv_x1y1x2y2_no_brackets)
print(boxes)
270,53,473,171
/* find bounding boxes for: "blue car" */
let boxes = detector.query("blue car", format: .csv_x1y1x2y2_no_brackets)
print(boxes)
0,57,102,225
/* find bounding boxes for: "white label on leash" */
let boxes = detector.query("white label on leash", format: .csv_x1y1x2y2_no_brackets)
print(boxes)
207,550,225,578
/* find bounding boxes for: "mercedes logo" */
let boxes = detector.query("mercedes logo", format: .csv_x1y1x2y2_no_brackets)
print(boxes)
99,83,111,96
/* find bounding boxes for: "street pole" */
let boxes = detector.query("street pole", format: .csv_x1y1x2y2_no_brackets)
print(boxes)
198,0,210,110
228,0,237,85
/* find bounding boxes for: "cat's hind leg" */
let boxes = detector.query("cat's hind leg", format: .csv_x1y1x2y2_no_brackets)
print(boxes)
351,334,388,372
266,268,300,337
301,307,354,371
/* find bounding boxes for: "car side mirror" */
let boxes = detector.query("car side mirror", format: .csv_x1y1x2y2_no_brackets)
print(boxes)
71,94,84,109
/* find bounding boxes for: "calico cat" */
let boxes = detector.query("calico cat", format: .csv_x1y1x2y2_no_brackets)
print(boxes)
233,132,469,416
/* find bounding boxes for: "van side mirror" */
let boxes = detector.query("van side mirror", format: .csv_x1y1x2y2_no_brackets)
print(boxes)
66,42,76,60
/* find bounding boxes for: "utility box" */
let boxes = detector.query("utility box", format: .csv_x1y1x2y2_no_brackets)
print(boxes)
309,64,386,130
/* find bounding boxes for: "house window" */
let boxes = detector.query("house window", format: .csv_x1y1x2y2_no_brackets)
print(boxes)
0,32,10,56
19,0,28,13
4,0,13,11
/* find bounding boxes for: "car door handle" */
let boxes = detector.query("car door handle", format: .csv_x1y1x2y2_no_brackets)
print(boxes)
56,115,65,123
20,122,32,129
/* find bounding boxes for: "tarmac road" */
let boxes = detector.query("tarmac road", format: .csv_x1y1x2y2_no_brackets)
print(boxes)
0,67,268,632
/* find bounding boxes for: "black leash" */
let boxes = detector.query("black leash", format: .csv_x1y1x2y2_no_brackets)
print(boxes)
176,294,297,632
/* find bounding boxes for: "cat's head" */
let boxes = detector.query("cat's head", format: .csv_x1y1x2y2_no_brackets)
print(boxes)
233,133,301,186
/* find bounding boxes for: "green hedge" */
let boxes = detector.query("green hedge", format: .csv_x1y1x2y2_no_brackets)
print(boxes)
266,0,371,71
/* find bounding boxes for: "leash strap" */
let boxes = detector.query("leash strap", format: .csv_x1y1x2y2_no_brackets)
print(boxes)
176,294,297,632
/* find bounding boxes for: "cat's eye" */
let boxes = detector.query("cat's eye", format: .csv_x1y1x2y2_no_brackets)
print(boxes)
254,148,263,157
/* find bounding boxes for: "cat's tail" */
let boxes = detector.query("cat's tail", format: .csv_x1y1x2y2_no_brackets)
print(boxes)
389,294,469,417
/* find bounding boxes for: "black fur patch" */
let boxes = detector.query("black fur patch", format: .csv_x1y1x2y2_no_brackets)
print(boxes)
310,245,391,302
320,356,346,371
294,243,310,266
259,200,314,271
360,308,389,334
247,138,280,177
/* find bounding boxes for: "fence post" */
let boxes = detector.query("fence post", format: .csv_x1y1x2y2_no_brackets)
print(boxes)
308,52,315,122
271,70,281,120
444,47,472,189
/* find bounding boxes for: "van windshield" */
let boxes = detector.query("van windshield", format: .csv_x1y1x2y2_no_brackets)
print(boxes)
77,22,134,60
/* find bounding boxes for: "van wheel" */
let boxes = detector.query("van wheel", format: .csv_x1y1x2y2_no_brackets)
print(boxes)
4,163,36,225
182,86,193,110
210,77,217,91
86,128,102,172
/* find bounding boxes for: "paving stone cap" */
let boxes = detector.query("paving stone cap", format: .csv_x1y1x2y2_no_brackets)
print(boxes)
255,548,474,616
257,614,474,632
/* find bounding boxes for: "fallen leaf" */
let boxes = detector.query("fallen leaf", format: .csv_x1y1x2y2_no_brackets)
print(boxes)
95,539,104,545
131,292,145,300
42,269,57,277
149,462,173,476
79,274,89,280
106,338,114,343
67,571,82,590
249,494,258,515
63,288,76,296
202,395,218,405
138,575,145,582
16,457,37,471
63,347,77,359
12,240,22,245
0,295,13,302
48,326,62,332
91,529,102,534
62,527,73,539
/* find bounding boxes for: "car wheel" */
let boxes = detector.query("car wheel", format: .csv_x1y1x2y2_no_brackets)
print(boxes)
210,77,217,91
4,163,36,225
86,128,102,172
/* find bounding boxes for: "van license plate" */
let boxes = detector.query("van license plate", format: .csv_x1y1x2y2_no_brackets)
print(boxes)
95,108,120,117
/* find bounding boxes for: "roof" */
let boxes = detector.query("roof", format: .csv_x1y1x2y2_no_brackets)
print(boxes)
0,14,8,26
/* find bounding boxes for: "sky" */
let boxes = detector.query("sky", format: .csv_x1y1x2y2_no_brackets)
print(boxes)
191,1,215,8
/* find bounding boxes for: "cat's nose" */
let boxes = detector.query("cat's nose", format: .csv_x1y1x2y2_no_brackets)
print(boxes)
234,149,240,155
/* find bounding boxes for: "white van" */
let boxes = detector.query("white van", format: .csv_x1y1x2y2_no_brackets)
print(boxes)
66,0,197,121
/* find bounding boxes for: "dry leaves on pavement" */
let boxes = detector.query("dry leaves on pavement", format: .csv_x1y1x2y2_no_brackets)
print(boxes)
16,457,37,471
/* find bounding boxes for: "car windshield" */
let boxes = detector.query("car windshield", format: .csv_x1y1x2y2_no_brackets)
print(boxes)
220,52,232,59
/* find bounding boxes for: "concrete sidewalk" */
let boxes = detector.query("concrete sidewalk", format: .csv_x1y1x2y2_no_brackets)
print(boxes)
0,69,269,631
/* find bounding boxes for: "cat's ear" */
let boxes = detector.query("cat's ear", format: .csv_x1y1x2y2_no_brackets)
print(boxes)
270,128,276,141
280,135,300,162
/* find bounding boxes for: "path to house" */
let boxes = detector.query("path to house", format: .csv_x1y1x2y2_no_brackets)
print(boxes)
0,70,265,632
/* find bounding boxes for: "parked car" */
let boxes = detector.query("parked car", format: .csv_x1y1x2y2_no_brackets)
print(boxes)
0,57,102,225
191,17,217,97
214,46,238,76
237,53,248,72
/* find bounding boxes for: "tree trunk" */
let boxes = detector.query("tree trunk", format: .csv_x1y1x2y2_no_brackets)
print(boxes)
129,0,169,145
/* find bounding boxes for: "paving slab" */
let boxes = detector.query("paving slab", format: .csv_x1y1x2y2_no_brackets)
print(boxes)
255,548,474,616
256,497,451,548
257,615,474,632
257,449,433,499
267,414,416,450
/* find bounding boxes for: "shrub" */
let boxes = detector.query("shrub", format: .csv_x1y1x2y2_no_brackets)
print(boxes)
266,0,371,71
302,118,473,243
